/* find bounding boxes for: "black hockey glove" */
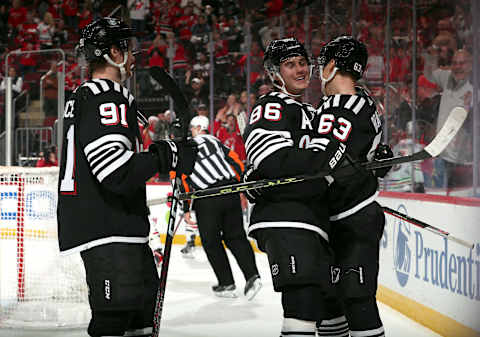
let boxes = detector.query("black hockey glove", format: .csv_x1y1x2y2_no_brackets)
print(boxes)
242,166,263,204
373,143,394,178
150,139,198,175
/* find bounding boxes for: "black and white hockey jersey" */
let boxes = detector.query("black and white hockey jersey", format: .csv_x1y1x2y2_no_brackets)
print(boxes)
316,87,383,221
57,79,160,254
243,92,334,242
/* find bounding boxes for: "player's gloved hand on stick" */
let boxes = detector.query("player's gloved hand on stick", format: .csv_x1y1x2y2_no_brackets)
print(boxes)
242,166,263,204
373,143,394,178
150,139,198,175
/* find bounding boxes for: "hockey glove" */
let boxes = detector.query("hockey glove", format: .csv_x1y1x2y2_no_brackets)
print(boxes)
242,166,263,204
150,139,198,175
373,143,394,178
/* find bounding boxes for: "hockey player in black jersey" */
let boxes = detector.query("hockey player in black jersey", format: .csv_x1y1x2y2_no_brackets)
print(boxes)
56,18,196,337
243,38,347,337
315,36,393,337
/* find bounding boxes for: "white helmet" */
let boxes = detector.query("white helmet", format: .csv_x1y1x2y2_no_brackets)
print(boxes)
190,115,209,131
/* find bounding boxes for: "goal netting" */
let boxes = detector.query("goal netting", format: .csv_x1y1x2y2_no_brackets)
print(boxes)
0,166,90,328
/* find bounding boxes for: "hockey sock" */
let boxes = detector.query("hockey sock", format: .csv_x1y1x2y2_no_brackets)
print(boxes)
280,317,316,336
344,297,384,337
316,315,349,337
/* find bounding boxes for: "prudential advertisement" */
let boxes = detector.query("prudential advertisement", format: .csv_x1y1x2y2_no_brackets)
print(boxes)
378,193,480,335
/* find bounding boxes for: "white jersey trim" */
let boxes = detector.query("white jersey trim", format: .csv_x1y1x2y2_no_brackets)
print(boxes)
329,191,379,221
350,326,385,337
248,221,329,242
59,236,149,255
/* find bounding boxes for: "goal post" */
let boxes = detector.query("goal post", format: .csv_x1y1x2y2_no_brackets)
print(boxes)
0,166,89,328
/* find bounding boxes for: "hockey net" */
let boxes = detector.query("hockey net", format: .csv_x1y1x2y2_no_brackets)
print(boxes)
0,166,89,328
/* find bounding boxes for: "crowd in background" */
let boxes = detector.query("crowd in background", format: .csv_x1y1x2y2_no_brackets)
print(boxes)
0,0,477,194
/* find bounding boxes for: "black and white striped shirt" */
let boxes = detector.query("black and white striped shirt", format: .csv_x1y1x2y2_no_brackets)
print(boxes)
185,134,244,190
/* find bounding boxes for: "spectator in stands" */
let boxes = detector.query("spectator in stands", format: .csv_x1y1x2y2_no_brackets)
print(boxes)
216,113,246,163
18,11,38,46
8,0,28,31
166,32,190,90
78,0,93,30
237,40,264,85
154,110,172,141
196,103,208,117
18,40,38,75
222,16,242,52
0,66,23,129
37,11,55,49
190,14,210,52
141,115,158,150
147,33,167,68
62,0,79,32
214,93,240,136
0,66,23,99
185,76,208,112
424,48,474,188
53,18,68,47
191,50,210,81
128,0,150,41
43,60,58,120
36,146,58,167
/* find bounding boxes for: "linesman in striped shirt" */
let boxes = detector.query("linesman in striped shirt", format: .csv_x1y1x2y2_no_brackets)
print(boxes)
183,115,262,300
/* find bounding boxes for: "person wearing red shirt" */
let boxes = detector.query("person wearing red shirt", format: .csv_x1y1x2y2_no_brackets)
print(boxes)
216,114,246,163
7,0,28,29
78,1,92,30
62,0,78,31
147,33,167,68
36,147,58,167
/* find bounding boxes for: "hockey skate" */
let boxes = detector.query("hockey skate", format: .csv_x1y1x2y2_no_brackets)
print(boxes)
212,284,237,298
180,235,196,259
244,274,262,300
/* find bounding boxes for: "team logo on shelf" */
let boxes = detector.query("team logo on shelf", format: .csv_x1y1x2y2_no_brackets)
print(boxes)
393,204,411,287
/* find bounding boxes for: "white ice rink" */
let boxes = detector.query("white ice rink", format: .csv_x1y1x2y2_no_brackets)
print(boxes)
0,245,442,337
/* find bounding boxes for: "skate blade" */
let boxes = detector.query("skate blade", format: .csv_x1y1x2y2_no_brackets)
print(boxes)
181,252,194,259
214,290,238,298
245,280,262,301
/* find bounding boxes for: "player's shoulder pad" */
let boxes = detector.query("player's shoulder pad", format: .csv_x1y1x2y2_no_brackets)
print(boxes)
317,93,375,116
79,79,135,106
259,91,303,107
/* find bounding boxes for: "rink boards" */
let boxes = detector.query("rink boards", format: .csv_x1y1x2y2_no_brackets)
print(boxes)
147,183,480,337
377,192,480,337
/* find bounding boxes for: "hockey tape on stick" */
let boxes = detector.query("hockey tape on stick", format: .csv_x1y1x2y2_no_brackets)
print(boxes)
382,206,474,249
146,106,468,203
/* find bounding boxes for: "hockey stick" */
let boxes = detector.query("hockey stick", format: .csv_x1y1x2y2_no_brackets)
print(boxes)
148,66,190,337
146,106,467,204
382,206,474,249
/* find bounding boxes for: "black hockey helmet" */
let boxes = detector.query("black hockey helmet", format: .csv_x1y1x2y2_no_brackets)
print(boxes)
264,37,310,72
317,35,368,80
78,17,134,62
263,38,312,96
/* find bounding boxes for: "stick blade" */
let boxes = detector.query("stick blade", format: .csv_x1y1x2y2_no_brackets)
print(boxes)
424,107,468,157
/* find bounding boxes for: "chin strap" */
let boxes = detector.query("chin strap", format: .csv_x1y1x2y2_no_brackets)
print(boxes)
319,66,338,95
103,51,129,82
268,65,314,98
